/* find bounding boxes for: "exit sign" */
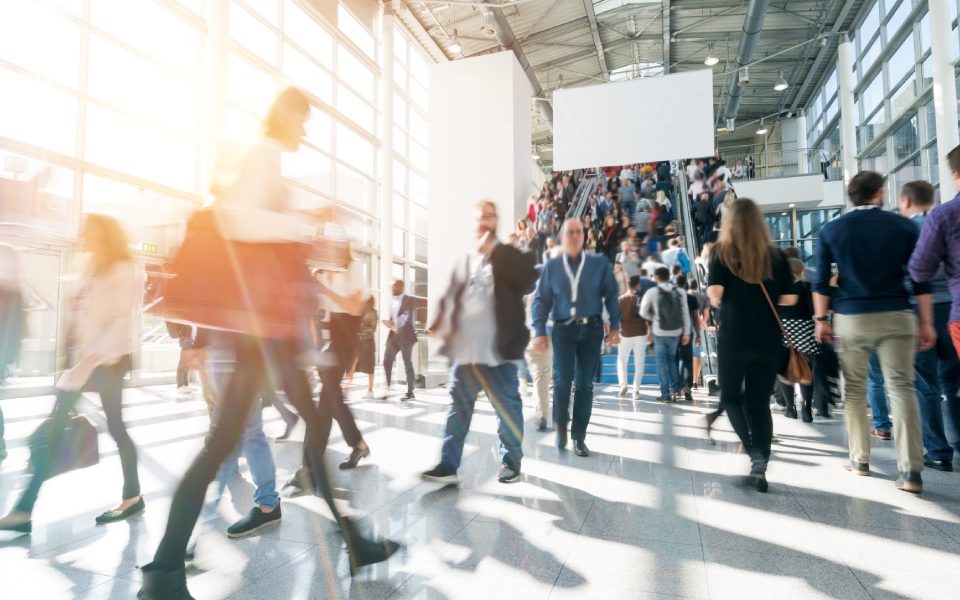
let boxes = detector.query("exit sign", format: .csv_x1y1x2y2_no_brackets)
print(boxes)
141,243,159,254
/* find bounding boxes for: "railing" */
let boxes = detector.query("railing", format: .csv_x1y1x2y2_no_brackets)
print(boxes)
566,173,598,222
716,142,843,182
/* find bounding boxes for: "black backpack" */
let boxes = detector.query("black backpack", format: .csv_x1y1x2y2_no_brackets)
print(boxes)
657,288,684,330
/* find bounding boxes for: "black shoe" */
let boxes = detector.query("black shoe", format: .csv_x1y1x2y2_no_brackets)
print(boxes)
0,517,31,534
744,472,768,493
658,395,671,403
844,460,870,476
276,416,298,441
537,418,548,432
573,440,590,457
497,464,521,483
346,536,402,577
895,471,923,494
401,392,415,401
227,504,282,538
421,463,458,484
556,425,568,450
801,405,813,423
785,405,798,419
339,445,371,470
684,390,694,403
924,457,954,472
138,563,195,600
96,496,145,524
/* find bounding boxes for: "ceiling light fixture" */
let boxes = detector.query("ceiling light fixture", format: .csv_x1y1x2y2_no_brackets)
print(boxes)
448,29,462,54
704,44,719,66
531,146,540,160
774,70,789,91
756,119,768,135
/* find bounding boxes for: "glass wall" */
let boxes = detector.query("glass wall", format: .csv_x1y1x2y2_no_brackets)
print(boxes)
764,208,841,266
807,0,960,203
0,0,431,395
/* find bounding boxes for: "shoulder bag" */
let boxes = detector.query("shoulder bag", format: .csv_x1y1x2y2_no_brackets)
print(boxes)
760,282,813,385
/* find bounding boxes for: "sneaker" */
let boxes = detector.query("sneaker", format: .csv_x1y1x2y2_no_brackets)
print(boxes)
871,429,892,440
618,386,628,398
497,464,521,483
362,390,375,400
684,390,694,403
744,471,768,493
401,392,415,401
844,460,870,476
895,471,923,494
632,390,641,401
227,504,282,538
421,463,458,485
176,386,193,397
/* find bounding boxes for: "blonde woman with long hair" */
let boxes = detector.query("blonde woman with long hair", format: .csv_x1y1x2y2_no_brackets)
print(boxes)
0,214,143,533
706,198,797,492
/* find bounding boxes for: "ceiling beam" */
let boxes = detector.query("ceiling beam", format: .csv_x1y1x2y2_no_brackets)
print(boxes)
662,0,671,72
788,0,858,111
582,0,610,80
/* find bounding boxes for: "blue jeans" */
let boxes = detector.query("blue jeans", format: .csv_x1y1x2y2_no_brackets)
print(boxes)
208,334,280,509
914,302,959,462
440,363,523,471
552,320,604,441
654,335,681,397
867,353,892,431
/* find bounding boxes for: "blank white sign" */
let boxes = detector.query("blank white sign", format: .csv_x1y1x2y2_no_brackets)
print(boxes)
552,69,715,170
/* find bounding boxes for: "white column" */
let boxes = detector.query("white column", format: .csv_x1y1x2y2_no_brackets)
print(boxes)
796,112,809,174
836,33,859,186
201,0,229,196
379,13,396,318
928,0,960,193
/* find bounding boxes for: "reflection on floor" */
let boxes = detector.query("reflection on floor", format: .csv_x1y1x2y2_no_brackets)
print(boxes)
1,379,960,600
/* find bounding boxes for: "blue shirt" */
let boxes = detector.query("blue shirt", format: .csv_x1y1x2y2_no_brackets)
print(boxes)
910,191,960,321
531,252,621,337
906,212,951,306
815,206,930,315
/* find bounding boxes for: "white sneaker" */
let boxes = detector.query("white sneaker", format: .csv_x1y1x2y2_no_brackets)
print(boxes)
632,390,641,400
618,386,628,398
176,386,193,397
362,390,374,400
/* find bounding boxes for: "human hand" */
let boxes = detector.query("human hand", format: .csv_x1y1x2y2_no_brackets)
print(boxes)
531,336,549,353
606,331,621,346
814,321,833,345
918,323,936,352
681,334,690,345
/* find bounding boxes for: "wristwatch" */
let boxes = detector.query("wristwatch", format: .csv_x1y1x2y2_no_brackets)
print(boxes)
813,315,831,323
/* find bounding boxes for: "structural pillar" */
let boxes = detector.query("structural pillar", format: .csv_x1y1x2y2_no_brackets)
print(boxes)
928,0,960,195
379,12,396,319
201,0,229,195
836,33,859,186
795,111,809,174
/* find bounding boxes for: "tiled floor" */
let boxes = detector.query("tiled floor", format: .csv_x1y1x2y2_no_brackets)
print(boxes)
2,379,960,599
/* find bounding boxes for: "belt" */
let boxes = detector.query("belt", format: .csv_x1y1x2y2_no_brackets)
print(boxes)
559,315,602,326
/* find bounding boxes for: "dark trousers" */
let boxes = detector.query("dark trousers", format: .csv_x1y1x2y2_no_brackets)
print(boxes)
152,335,353,568
17,358,139,514
813,345,840,413
314,313,363,449
718,347,782,472
552,320,604,441
778,378,812,408
383,333,415,394
914,302,960,461
678,338,694,390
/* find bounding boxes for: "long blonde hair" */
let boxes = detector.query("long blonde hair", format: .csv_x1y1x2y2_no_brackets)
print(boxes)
82,214,132,276
714,198,772,284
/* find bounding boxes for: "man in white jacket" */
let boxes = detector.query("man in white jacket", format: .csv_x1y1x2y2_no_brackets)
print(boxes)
640,267,690,402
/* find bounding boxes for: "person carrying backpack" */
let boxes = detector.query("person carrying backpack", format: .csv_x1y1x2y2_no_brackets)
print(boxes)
640,266,691,402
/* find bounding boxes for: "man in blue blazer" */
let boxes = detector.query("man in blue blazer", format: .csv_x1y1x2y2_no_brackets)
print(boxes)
382,280,417,400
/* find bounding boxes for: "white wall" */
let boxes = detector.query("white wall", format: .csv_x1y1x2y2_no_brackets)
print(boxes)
733,174,830,210
427,51,532,317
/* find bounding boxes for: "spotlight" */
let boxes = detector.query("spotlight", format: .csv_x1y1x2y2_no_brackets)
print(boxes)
774,70,789,91
448,30,462,54
704,44,719,66
756,119,768,135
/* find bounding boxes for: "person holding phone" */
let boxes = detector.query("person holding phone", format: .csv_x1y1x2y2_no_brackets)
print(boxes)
381,280,417,401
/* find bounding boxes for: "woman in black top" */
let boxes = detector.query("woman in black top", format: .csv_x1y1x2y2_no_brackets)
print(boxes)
777,258,818,422
707,198,797,492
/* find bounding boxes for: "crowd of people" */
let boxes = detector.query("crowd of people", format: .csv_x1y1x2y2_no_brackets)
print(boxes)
3,85,960,599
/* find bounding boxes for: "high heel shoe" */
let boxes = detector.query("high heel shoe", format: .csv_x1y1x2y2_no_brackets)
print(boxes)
341,518,402,576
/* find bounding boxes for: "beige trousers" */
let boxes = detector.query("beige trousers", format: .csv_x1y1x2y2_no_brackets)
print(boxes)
834,310,923,473
524,339,553,421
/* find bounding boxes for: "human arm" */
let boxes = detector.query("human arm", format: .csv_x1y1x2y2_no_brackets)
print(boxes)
915,293,936,351
909,211,947,283
530,264,553,349
639,289,655,322
601,261,621,340
680,291,691,344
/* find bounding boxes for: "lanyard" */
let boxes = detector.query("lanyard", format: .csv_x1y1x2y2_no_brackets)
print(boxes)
562,253,585,317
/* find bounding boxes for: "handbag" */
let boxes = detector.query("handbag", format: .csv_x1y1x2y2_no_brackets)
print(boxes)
28,413,100,477
760,282,813,385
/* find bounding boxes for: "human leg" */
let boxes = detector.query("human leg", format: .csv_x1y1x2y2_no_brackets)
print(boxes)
617,335,634,390
400,341,416,395
551,325,577,438
633,336,648,392
96,359,141,503
914,344,953,463
382,334,399,388
481,363,523,471
834,314,880,467
571,322,603,441
867,352,892,432
439,364,481,471
874,311,923,475
743,357,780,472
526,340,552,422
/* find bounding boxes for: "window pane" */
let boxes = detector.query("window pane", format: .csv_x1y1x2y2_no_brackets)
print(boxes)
338,44,375,98
887,33,915,85
0,151,74,234
337,164,375,211
797,209,839,239
228,52,280,115
393,126,407,156
336,84,374,132
409,171,428,206
338,4,374,59
392,195,406,227
283,0,332,68
920,11,931,54
861,73,884,118
393,227,404,257
223,106,260,142
0,1,81,87
230,1,278,65
892,115,919,163
862,38,881,71
409,141,427,171
88,35,200,139
85,105,197,191
857,2,880,53
91,0,201,79
393,160,407,193
0,67,77,154
885,0,911,40
282,42,333,105
242,0,278,24
409,81,429,109
409,48,429,85
394,31,408,65
305,109,332,152
393,62,407,88
393,96,407,129
764,214,792,241
890,72,917,119
337,124,374,174
409,109,427,145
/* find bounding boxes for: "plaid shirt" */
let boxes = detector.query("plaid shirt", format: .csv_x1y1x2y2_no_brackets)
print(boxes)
909,191,960,321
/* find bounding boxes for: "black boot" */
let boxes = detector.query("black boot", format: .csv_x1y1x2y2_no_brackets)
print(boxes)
137,563,195,600
340,518,402,577
801,398,813,423
784,404,798,419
